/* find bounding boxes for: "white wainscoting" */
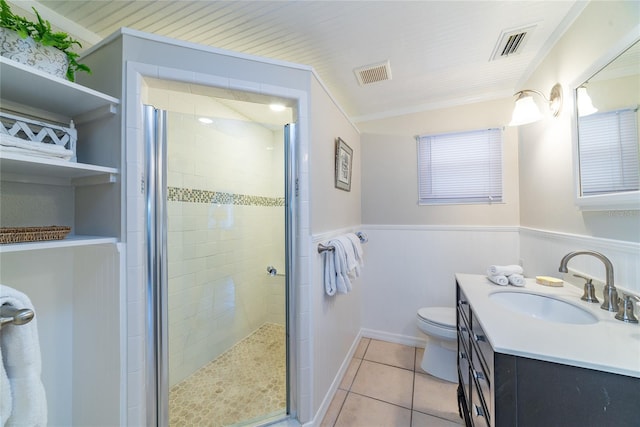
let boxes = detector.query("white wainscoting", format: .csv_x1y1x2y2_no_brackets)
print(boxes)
308,227,365,426
520,227,640,295
360,225,520,342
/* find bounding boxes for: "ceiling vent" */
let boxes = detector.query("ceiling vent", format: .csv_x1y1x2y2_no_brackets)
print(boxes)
490,25,536,61
354,60,392,86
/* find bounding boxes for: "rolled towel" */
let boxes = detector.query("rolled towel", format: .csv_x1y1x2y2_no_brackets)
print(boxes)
508,274,526,287
487,264,523,277
487,275,509,286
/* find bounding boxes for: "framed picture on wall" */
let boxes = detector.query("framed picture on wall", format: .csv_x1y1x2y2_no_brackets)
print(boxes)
335,137,353,191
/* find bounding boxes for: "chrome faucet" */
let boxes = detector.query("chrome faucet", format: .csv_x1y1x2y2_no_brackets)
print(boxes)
558,250,619,312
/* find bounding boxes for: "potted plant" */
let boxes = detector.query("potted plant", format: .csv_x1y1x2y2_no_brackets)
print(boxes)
0,0,90,81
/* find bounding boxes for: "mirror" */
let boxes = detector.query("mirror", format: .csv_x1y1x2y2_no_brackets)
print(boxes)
573,32,640,210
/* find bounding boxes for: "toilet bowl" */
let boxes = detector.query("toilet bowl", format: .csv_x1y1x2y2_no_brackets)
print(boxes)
416,307,457,383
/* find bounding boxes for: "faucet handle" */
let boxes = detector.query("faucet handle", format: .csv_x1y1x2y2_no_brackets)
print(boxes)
573,273,593,284
574,274,598,303
614,294,639,323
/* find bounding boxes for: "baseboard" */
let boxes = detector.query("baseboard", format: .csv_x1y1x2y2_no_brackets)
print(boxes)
361,328,426,348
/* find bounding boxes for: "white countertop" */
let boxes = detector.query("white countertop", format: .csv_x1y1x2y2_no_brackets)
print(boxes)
456,273,640,378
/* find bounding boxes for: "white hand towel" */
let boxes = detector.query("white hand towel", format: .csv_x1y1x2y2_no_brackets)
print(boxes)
0,348,11,426
345,233,364,267
508,274,526,287
331,239,352,294
487,275,509,286
487,265,523,277
0,285,47,427
335,235,360,279
323,247,337,296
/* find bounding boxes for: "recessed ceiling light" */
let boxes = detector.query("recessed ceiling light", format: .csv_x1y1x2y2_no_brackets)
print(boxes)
269,103,286,112
198,117,213,124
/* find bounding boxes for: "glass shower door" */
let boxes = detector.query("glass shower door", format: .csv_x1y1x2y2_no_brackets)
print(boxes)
145,104,291,427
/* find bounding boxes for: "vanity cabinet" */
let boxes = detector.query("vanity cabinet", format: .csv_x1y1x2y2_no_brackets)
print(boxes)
0,57,124,425
457,282,640,427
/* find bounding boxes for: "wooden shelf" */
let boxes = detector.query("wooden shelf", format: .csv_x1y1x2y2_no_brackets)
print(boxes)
0,152,118,185
0,57,119,118
0,235,118,253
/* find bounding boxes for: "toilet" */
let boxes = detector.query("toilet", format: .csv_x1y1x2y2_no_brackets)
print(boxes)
416,306,457,383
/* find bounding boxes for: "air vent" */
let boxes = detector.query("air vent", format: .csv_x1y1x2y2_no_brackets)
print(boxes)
354,60,392,85
490,25,537,61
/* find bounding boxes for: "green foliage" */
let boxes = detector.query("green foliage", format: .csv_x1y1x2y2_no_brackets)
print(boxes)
0,0,91,81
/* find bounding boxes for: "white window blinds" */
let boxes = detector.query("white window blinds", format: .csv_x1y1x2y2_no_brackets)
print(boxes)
417,128,503,205
578,108,639,196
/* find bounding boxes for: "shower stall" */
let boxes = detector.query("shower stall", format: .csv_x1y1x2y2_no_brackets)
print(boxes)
143,83,295,426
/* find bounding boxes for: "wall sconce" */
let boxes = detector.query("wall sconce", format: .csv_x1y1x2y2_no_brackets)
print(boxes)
509,83,563,126
576,86,598,117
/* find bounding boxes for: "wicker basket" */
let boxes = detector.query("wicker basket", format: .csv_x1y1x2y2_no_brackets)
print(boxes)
0,226,72,244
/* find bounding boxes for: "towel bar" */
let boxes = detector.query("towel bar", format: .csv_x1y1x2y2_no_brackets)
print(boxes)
0,304,34,328
317,231,368,254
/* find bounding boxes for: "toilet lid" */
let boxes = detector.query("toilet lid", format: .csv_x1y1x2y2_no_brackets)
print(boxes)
417,307,456,329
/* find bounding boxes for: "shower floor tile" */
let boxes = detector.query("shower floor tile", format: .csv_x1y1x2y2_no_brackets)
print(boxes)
169,323,286,427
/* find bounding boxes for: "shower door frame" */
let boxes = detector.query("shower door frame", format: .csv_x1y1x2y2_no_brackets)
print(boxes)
144,104,297,427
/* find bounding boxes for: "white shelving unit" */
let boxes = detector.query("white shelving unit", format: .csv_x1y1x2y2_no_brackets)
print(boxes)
0,57,119,117
0,56,121,250
0,235,118,253
0,57,124,426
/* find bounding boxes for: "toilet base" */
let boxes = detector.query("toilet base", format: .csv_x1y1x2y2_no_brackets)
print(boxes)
420,339,457,383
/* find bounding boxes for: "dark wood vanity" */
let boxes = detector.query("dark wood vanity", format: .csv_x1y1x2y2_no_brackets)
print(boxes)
456,280,640,427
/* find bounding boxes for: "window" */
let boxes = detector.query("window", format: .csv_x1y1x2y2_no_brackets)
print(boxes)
577,108,639,196
417,128,503,205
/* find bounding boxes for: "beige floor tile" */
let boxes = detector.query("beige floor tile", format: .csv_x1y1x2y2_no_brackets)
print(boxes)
364,339,416,370
339,357,362,391
350,360,414,409
411,411,464,426
415,347,427,374
413,373,460,423
354,337,371,359
335,393,411,427
321,389,348,427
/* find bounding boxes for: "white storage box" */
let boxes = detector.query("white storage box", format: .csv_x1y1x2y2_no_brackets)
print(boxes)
0,110,77,161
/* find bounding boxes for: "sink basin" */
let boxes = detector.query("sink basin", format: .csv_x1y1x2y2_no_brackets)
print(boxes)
489,291,598,325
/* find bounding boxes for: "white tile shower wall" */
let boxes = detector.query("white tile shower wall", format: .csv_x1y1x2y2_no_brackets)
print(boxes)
360,226,520,343
163,109,286,385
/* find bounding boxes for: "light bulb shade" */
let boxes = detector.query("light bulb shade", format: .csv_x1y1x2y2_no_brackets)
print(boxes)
577,87,598,117
509,94,543,126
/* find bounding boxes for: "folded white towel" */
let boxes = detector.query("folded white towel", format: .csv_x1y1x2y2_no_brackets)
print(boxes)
345,233,364,267
487,275,509,286
0,348,11,427
508,274,526,287
335,235,360,280
323,245,337,296
487,264,523,277
331,239,352,294
0,285,47,427
0,133,73,160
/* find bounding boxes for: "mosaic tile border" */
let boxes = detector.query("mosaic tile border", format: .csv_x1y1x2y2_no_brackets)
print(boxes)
168,187,284,207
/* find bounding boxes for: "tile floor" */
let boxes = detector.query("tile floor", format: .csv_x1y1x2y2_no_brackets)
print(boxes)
321,338,464,427
169,323,286,427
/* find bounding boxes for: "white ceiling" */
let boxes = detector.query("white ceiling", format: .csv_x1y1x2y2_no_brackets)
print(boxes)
10,0,584,123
